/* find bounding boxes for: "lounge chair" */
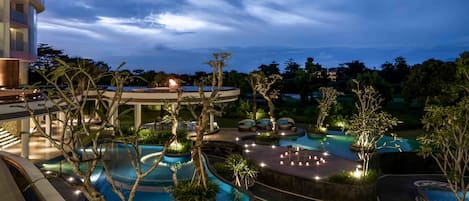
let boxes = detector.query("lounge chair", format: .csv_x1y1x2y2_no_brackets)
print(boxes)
256,118,272,130
277,117,295,130
238,119,256,131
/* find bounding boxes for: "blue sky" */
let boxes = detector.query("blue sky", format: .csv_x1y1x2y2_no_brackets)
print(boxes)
38,0,469,73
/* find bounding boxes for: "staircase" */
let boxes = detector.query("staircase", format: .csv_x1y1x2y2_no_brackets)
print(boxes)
0,127,21,149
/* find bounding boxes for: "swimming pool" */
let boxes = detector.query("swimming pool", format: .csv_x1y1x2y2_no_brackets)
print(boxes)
421,189,469,201
37,144,249,201
279,131,419,161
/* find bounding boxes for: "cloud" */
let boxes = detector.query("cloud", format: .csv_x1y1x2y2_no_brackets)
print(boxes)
37,0,469,72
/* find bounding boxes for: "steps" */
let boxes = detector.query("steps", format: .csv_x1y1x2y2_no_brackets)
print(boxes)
0,128,21,149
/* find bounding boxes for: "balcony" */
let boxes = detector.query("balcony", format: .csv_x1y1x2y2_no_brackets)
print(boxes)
31,0,45,13
10,10,26,25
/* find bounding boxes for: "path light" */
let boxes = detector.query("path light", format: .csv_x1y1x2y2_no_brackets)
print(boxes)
260,162,266,167
271,145,276,149
281,132,285,136
244,144,249,148
314,176,321,180
45,170,52,174
323,152,329,156
68,177,75,182
74,190,81,195
352,168,362,179
235,137,239,141
245,149,250,153
251,142,256,147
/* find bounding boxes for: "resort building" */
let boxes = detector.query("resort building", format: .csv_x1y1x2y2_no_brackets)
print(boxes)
0,0,44,88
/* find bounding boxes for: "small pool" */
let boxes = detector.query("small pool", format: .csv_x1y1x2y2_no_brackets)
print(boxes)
279,131,420,161
37,144,249,201
421,189,469,201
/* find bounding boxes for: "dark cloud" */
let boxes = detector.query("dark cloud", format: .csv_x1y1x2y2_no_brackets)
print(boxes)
38,0,469,73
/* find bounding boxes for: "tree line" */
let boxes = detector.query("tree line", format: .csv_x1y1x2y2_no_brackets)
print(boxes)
30,43,469,107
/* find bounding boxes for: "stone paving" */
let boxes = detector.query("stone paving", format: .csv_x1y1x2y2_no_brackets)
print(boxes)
204,128,359,179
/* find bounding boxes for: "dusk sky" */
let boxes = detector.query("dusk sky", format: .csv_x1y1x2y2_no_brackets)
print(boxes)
38,0,469,73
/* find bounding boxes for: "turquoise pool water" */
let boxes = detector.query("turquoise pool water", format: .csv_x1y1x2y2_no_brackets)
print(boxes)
37,144,249,201
279,131,419,161
421,189,469,201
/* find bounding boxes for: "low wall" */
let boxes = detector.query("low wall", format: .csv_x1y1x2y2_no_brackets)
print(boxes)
258,167,376,201
0,151,65,201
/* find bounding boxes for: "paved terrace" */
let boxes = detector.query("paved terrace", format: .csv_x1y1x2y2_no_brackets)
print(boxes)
2,127,441,201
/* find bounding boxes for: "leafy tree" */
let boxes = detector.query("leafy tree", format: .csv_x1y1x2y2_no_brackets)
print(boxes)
402,59,457,105
419,97,469,201
251,72,283,131
258,61,280,76
283,58,301,79
343,60,367,79
353,71,392,102
316,87,343,131
380,56,410,85
455,51,469,95
347,80,398,176
29,43,69,84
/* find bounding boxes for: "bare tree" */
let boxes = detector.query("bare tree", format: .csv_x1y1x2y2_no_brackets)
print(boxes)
23,60,174,201
347,80,398,176
315,87,343,131
419,98,469,201
250,72,282,131
188,52,231,188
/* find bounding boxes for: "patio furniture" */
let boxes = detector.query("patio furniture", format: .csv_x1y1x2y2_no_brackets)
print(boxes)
256,118,272,130
238,119,256,131
277,117,295,130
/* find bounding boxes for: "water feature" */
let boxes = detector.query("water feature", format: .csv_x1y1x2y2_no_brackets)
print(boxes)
421,189,469,201
37,144,249,201
279,130,420,161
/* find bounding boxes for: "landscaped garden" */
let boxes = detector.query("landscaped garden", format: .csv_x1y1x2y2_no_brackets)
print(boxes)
25,48,469,201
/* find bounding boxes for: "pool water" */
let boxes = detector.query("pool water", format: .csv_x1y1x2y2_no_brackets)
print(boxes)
421,189,469,201
279,131,419,161
37,144,249,201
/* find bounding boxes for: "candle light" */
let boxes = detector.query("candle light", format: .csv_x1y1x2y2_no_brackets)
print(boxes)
306,162,310,166
290,161,295,166
280,161,284,165
298,161,303,166
314,156,318,160
280,154,284,158
316,161,320,165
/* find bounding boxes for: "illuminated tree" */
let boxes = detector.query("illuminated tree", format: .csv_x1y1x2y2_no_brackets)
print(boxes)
419,98,469,201
347,80,398,176
250,72,282,131
315,87,343,131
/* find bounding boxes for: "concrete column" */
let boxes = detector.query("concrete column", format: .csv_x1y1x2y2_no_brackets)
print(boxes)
45,115,52,147
21,118,30,159
134,104,142,129
209,111,214,132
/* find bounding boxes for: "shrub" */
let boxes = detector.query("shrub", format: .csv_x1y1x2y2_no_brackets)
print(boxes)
213,162,233,180
255,132,279,144
172,181,219,201
327,169,378,185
